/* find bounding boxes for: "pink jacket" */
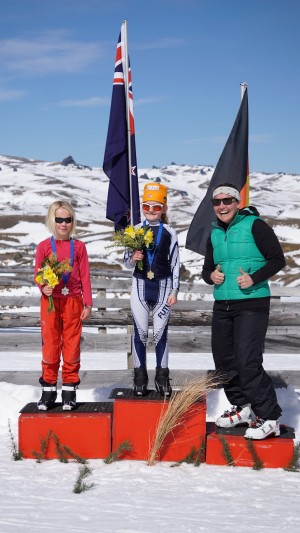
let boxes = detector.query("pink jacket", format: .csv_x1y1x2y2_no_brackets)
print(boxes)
34,237,92,306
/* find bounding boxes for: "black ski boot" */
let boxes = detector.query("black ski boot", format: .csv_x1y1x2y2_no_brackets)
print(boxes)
155,367,172,396
133,367,148,397
61,383,78,411
37,381,57,411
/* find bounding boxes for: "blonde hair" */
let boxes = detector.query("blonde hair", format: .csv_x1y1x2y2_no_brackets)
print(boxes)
46,200,77,239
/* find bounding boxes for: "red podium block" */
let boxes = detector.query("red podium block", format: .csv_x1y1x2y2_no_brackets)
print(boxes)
111,389,206,462
18,402,113,459
206,423,295,468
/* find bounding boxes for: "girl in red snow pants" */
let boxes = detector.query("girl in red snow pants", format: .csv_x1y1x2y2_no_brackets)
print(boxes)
40,294,83,384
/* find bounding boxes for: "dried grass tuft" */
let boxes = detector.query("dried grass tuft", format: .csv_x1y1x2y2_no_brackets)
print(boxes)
148,372,221,466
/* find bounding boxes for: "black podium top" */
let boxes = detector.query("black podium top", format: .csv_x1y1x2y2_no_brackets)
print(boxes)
19,402,114,414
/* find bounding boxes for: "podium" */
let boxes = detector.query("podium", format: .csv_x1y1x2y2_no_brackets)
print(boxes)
18,390,296,468
110,388,206,462
206,423,295,468
18,402,113,459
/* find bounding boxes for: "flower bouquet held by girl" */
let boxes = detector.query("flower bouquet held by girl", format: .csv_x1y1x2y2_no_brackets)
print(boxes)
35,252,72,313
107,225,154,270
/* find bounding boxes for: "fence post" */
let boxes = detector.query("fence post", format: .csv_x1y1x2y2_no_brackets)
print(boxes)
97,288,106,335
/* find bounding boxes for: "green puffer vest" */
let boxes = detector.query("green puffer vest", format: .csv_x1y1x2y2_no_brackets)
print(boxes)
211,213,270,301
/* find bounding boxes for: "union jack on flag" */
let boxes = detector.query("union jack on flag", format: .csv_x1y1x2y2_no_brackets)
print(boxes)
103,22,140,230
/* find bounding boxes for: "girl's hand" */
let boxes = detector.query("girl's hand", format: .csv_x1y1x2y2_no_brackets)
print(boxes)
132,250,144,262
167,294,177,306
42,285,53,296
81,306,92,321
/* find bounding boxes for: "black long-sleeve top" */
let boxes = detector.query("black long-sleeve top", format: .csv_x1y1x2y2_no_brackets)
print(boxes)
201,207,286,310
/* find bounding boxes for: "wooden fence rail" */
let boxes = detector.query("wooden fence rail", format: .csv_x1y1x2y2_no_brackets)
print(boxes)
1,271,300,366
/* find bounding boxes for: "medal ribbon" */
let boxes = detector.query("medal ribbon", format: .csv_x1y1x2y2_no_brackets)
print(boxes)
143,222,163,272
50,236,74,285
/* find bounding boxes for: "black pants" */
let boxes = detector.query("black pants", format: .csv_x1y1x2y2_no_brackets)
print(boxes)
211,305,282,420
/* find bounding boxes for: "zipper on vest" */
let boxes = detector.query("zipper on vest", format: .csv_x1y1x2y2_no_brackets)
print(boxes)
226,300,229,311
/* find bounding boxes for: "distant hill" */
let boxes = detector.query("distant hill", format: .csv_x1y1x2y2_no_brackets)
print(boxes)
0,154,299,285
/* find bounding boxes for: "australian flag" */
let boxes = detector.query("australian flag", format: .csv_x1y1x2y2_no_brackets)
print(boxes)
103,23,141,230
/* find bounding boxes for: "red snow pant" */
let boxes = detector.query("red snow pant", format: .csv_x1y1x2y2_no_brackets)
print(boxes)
40,294,83,385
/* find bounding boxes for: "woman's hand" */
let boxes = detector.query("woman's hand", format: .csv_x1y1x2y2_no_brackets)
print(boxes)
210,264,225,285
237,268,254,289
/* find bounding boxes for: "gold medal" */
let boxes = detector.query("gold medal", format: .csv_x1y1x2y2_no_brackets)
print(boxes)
147,270,155,280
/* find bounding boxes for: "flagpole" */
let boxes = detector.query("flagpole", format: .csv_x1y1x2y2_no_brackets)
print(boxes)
122,20,133,226
240,81,247,99
240,81,249,207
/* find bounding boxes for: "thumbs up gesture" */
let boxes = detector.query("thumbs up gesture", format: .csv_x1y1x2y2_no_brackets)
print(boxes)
211,264,225,285
237,268,254,289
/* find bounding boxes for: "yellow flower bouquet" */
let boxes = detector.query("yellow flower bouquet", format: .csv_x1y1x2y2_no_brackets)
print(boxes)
35,253,72,313
107,225,154,270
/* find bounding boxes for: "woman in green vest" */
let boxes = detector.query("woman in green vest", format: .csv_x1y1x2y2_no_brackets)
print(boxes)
202,183,286,440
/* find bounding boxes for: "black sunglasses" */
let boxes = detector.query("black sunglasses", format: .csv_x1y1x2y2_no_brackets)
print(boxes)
55,216,73,224
212,198,237,206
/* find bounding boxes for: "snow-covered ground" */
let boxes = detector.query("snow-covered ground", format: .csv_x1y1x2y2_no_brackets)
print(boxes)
1,351,300,533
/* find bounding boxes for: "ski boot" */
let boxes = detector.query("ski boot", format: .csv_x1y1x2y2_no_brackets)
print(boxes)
154,367,172,396
133,367,148,397
61,383,78,411
37,381,57,411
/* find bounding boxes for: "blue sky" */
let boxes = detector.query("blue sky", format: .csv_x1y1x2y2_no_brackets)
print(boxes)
0,0,299,173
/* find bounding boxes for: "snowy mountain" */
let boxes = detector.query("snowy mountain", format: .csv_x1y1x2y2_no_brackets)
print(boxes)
0,154,299,285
